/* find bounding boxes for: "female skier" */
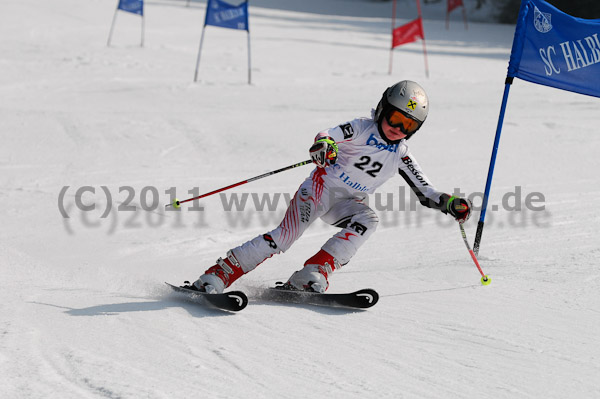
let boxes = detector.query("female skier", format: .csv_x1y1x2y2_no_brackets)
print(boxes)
191,80,472,294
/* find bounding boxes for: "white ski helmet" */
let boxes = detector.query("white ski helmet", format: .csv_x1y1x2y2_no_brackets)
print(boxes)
375,80,429,140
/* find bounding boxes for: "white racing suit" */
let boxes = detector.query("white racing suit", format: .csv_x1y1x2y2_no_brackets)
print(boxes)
228,114,451,277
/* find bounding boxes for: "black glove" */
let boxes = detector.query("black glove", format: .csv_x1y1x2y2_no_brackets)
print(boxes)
446,196,472,223
309,137,338,168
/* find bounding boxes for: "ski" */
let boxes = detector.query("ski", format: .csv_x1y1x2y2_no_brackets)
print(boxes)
165,282,248,312
262,285,379,309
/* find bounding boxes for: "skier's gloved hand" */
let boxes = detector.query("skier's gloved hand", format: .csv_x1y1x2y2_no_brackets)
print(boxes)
447,196,472,223
310,137,338,168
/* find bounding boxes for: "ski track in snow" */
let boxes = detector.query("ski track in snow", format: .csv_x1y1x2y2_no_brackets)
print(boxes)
2,0,600,398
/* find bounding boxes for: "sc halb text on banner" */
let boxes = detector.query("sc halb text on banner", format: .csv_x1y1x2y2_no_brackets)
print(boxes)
508,0,600,97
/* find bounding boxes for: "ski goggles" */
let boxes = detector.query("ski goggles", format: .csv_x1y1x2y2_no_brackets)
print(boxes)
385,108,422,134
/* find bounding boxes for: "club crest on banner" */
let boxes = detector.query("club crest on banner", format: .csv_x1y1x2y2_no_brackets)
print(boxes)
533,6,552,33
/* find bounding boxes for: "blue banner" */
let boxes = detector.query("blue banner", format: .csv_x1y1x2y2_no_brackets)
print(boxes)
118,0,143,16
508,0,600,98
205,0,248,31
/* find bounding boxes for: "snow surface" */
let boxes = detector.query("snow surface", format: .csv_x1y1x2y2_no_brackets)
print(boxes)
2,0,599,398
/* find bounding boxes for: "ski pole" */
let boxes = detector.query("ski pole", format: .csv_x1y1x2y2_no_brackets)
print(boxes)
166,159,313,209
459,222,491,285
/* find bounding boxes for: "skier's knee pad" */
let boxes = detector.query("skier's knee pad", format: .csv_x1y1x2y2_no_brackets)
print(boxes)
323,209,379,265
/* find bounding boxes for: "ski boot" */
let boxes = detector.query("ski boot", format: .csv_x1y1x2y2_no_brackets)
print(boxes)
193,251,245,294
286,249,341,293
